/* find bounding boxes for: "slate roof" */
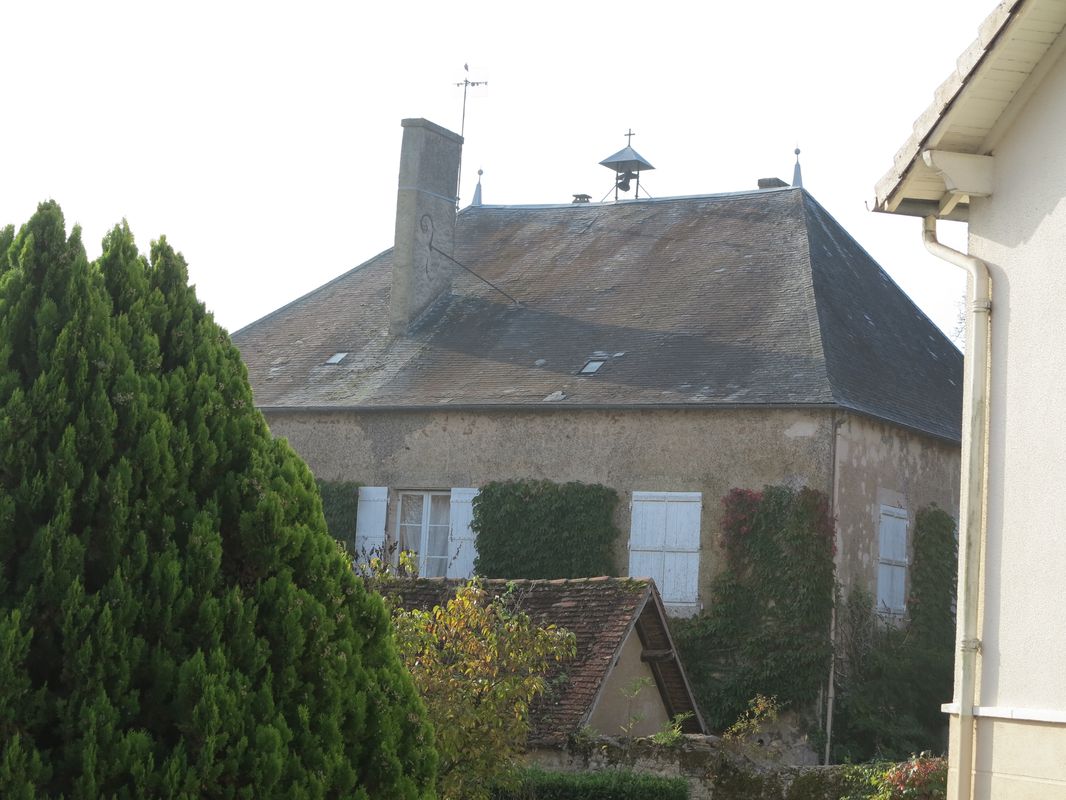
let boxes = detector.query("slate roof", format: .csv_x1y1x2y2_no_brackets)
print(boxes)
381,576,705,747
233,187,963,441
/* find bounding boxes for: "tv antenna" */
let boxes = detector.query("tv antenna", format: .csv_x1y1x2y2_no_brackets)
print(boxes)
455,64,488,205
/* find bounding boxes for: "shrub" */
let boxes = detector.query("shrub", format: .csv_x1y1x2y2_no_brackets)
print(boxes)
492,768,688,799
0,204,435,797
388,581,575,800
473,480,620,578
876,755,947,799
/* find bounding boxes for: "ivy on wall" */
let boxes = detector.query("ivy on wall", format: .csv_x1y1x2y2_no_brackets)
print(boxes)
831,504,957,761
472,480,620,579
673,486,837,732
316,479,362,550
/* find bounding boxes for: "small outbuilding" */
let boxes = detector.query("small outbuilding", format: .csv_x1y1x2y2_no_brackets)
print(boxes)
383,576,706,745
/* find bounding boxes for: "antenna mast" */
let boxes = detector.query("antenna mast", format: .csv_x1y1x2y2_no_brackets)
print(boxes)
455,64,487,206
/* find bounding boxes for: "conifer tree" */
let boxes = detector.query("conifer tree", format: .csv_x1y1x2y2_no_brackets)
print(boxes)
0,202,436,798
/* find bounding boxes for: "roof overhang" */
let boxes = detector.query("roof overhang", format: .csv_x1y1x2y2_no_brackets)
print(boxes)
875,0,1066,220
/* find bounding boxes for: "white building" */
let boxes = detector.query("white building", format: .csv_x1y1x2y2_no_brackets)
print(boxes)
875,1,1066,796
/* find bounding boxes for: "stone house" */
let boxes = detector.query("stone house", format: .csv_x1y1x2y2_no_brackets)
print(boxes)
384,576,705,742
233,118,962,617
874,0,1066,795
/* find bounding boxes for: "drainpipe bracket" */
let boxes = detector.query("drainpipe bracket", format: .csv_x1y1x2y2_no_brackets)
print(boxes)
961,637,983,654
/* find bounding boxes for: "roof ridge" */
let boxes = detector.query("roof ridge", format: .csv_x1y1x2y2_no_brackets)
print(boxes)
793,190,836,407
460,185,799,212
800,192,963,441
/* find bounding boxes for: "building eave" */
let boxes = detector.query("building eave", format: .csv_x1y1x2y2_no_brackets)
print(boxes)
875,0,1066,218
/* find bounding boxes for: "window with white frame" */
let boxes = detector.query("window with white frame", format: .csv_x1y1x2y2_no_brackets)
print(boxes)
628,491,702,616
877,505,908,615
398,491,452,577
354,487,478,579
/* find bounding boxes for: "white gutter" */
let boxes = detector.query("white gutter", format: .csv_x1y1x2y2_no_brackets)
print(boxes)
922,215,991,800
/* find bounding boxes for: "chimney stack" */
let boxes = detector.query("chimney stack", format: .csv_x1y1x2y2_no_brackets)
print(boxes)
390,118,464,335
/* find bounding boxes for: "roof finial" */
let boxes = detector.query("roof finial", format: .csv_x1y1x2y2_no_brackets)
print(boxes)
792,147,803,189
472,169,483,206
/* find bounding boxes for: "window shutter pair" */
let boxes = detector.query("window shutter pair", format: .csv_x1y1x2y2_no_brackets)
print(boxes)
354,487,478,579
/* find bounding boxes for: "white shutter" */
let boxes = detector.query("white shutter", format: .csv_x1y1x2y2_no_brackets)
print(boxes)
355,486,389,561
877,507,908,614
447,488,479,579
629,492,701,616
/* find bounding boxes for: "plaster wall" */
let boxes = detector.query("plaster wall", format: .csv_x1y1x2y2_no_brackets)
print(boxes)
264,406,837,607
587,628,671,738
968,47,1066,715
832,412,960,603
946,715,1066,798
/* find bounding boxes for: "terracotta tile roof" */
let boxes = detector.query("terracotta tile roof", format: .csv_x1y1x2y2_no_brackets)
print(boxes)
380,576,704,747
233,188,962,441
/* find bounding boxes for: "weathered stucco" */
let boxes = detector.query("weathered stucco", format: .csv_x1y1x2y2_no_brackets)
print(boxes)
265,405,958,616
832,412,960,601
265,406,836,606
587,628,671,738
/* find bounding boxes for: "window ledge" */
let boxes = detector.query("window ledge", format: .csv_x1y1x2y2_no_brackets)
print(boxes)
941,704,1066,725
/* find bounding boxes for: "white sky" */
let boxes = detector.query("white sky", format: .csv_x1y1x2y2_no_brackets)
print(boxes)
2,1,987,338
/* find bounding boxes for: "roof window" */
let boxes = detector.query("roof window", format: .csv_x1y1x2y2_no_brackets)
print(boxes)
578,359,606,375
325,352,348,364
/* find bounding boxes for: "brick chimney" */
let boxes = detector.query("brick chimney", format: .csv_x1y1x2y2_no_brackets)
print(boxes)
390,118,464,335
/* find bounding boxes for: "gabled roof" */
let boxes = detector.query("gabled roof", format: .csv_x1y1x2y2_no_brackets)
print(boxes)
875,0,1066,218
234,187,962,441
381,576,705,747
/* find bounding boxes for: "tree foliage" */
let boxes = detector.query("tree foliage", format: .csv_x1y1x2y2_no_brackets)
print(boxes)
379,574,575,800
673,486,836,731
0,203,435,798
473,480,619,579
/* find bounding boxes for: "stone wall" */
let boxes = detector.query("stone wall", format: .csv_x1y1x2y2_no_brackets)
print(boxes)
265,405,837,609
530,736,881,800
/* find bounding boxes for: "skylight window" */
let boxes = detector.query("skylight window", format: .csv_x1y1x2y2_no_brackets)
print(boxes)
326,352,348,365
579,359,606,375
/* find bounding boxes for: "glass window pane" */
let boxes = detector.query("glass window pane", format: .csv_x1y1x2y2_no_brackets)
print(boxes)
400,524,421,555
400,495,424,526
429,495,450,525
422,556,448,578
426,527,449,558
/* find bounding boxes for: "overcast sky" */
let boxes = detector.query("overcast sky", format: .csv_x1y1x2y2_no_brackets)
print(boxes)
2,1,989,339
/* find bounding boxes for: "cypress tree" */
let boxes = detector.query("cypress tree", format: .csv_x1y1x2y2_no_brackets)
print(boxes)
0,202,436,798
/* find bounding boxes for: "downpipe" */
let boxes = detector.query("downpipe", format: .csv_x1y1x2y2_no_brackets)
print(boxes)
922,215,991,800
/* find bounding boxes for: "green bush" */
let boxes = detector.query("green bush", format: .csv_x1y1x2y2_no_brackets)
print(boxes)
0,204,435,798
492,768,688,800
473,480,620,578
673,486,836,731
316,479,361,549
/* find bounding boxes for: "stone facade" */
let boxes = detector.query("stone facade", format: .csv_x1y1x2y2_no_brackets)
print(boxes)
265,404,958,612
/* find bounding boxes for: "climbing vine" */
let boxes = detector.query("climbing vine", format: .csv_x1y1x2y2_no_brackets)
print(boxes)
472,480,620,579
674,485,836,732
831,505,957,761
316,479,361,550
